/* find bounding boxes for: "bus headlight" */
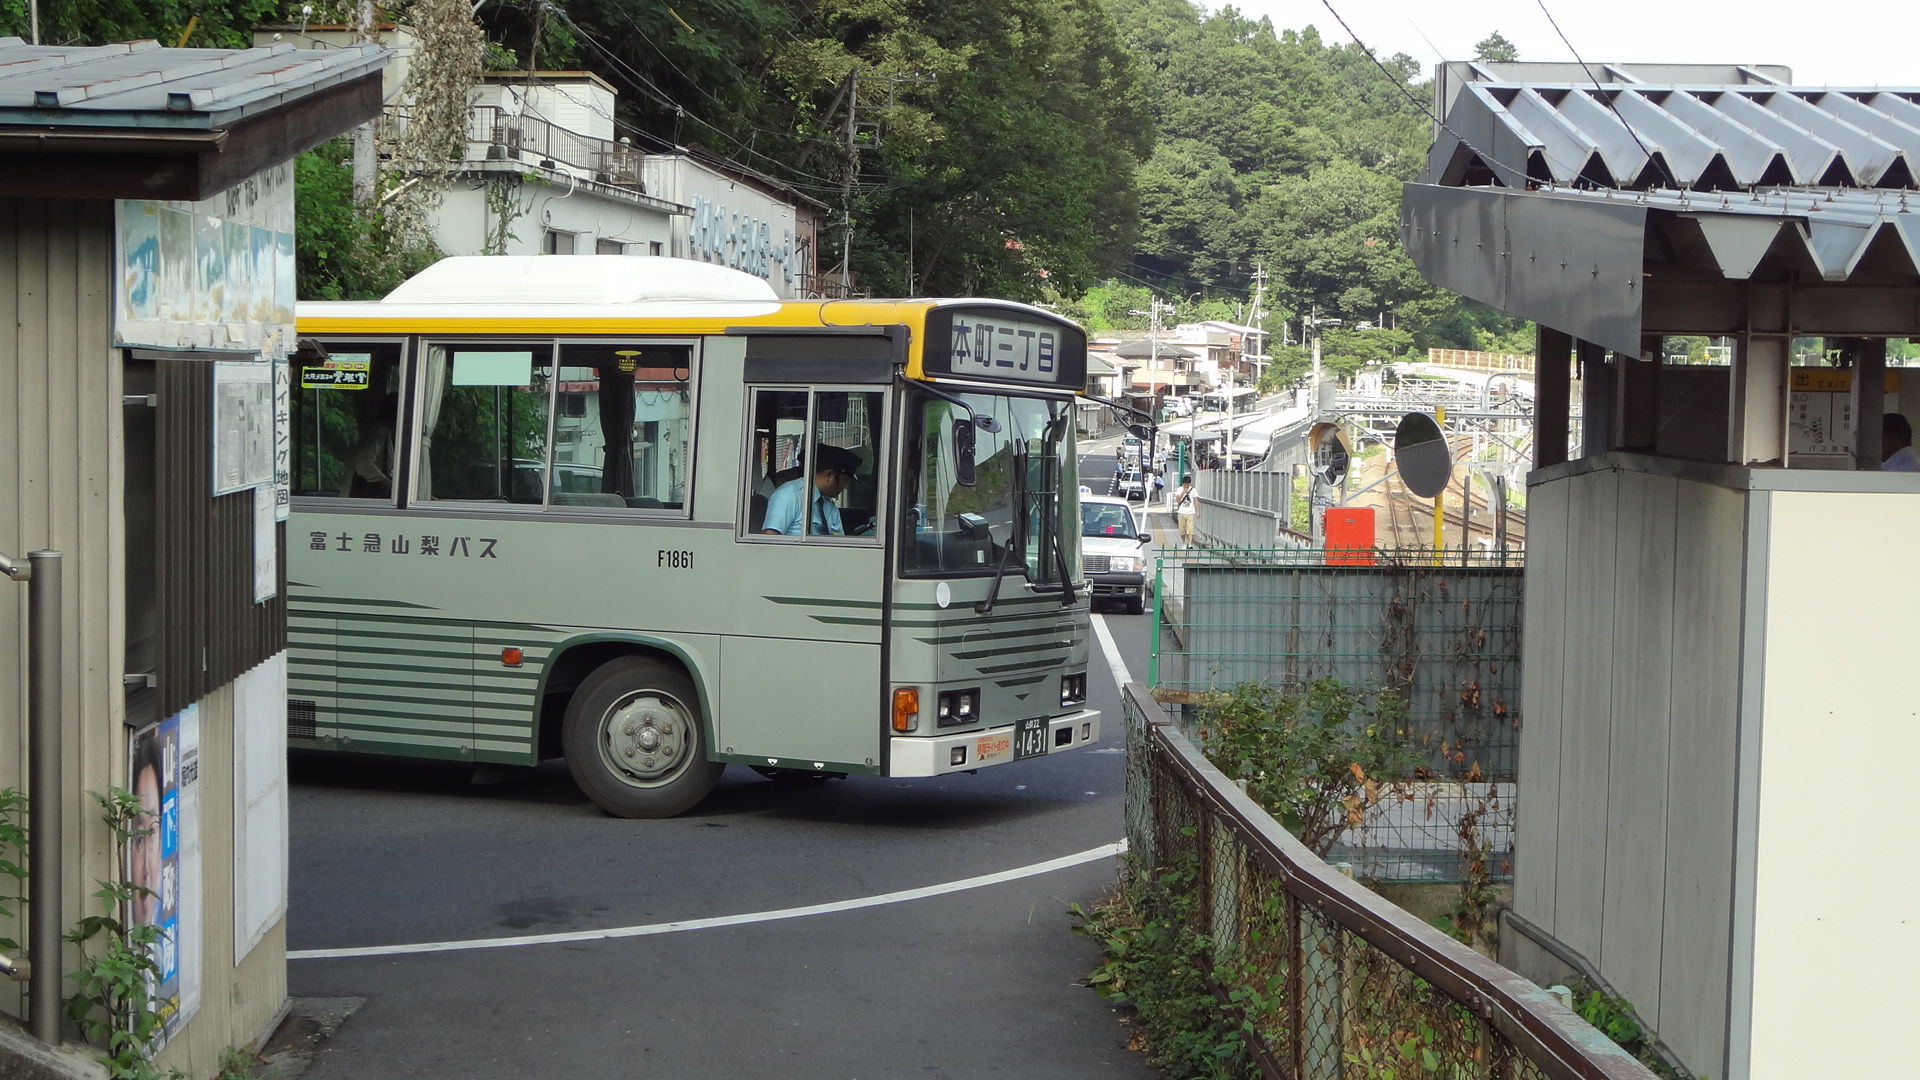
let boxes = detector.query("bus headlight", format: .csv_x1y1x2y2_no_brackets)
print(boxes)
1060,673,1087,707
936,688,980,728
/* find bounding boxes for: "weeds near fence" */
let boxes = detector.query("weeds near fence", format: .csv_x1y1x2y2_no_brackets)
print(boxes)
1070,850,1261,1080
1194,677,1418,857
1569,984,1707,1080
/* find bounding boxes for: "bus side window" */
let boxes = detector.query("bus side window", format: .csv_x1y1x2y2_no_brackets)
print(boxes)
815,391,881,538
744,388,882,539
745,389,809,534
552,343,695,511
290,340,407,500
415,344,554,504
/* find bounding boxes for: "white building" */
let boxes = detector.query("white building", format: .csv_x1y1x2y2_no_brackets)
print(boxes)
253,26,827,297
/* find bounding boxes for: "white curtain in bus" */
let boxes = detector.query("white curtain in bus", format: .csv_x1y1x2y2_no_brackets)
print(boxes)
417,344,449,500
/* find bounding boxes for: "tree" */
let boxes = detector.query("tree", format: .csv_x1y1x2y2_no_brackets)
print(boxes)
1473,32,1519,63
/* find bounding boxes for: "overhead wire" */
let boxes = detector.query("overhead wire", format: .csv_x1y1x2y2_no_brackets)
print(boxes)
1531,0,1681,189
1314,0,1538,189
536,1,849,188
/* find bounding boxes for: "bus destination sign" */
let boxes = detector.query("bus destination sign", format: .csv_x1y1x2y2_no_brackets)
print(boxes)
922,305,1086,390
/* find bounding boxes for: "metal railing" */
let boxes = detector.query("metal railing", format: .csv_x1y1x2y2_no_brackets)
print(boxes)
1123,684,1657,1080
1424,349,1537,374
1149,547,1521,881
460,106,643,187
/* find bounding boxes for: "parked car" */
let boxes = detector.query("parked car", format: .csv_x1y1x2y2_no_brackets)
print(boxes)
1079,494,1151,613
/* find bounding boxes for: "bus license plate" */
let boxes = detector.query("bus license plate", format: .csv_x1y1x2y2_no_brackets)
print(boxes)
1014,717,1050,759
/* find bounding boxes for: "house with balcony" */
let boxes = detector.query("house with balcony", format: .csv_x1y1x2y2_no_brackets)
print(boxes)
254,23,826,297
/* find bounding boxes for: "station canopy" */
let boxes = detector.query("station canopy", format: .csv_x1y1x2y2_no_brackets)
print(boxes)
1403,62,1920,354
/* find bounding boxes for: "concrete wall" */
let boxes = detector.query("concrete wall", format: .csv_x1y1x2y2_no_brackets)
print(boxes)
1510,461,1743,1079
431,180,677,259
1738,488,1920,1080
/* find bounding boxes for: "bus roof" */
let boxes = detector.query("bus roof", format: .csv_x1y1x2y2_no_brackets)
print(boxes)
295,255,1071,340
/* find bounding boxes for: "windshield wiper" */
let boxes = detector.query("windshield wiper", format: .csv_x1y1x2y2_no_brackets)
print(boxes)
974,457,1027,616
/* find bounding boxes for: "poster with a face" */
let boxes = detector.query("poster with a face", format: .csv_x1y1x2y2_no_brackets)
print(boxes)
127,713,183,1041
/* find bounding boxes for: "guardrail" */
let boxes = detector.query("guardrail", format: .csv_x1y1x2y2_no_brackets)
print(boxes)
1122,683,1657,1080
462,106,643,186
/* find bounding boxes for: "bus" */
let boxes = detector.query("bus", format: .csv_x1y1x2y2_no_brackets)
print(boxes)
1196,386,1259,414
287,255,1100,817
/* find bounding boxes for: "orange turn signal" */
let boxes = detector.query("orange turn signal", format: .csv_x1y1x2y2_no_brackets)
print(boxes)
891,687,919,732
500,647,524,667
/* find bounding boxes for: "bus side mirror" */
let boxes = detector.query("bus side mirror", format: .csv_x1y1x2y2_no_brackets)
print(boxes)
1127,422,1154,441
954,419,977,487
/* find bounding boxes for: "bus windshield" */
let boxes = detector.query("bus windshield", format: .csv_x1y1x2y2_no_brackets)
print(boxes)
902,389,1080,583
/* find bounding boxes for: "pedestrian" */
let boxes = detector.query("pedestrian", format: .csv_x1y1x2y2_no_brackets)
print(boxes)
1174,474,1196,545
1882,413,1920,471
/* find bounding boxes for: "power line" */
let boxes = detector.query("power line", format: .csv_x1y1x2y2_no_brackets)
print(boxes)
538,2,848,188
1532,0,1680,189
1315,0,1536,189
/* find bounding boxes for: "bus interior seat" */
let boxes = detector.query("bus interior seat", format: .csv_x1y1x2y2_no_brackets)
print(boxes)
552,491,626,508
630,496,664,509
748,493,768,532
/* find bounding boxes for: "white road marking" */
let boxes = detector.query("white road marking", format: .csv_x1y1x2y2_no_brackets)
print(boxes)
1090,612,1133,693
289,840,1128,961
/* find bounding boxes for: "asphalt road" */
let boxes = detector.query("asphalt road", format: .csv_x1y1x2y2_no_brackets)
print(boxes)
283,606,1164,1078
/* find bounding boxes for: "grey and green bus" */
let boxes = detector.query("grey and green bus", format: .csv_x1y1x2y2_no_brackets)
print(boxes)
288,255,1100,817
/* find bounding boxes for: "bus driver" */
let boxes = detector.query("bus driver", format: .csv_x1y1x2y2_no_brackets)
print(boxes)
762,444,862,536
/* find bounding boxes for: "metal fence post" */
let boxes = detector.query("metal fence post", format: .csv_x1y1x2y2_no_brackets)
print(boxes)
4,550,62,1044
27,551,62,1044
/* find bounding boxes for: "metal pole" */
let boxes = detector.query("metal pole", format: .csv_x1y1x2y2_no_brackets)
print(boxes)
24,551,62,1043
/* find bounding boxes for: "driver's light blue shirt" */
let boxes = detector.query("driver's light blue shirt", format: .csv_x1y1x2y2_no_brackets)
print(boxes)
763,477,844,535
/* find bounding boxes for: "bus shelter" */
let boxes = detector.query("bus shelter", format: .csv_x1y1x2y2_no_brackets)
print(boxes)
1404,62,1920,1080
0,36,386,1079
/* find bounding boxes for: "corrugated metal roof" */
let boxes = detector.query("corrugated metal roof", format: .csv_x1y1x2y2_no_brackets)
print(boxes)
0,36,388,130
1429,84,1920,191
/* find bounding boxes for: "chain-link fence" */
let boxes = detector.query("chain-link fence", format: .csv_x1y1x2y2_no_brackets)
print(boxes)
1149,547,1521,882
1123,685,1656,1080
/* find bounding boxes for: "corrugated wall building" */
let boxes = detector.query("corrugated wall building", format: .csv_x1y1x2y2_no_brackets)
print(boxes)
0,37,387,1079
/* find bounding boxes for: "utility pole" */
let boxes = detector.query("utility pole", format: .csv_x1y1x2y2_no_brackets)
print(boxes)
1249,262,1268,388
828,71,932,287
839,72,859,280
351,0,378,206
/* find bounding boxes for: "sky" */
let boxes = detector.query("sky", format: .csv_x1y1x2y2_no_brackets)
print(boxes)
1221,0,1920,87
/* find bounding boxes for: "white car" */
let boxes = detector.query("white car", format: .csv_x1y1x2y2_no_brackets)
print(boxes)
1115,466,1149,500
1079,494,1152,613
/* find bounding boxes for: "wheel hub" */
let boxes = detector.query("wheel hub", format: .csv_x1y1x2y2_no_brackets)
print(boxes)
604,693,687,785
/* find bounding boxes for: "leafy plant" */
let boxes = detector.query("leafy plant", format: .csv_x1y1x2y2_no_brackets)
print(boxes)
1070,853,1259,1079
1575,989,1643,1047
1196,677,1418,856
65,788,185,1080
0,787,27,955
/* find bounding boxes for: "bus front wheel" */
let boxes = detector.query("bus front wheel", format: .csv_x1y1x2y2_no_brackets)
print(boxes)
563,656,722,818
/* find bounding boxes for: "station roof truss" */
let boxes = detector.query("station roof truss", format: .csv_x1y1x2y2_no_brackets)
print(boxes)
0,36,388,201
1405,61,1920,354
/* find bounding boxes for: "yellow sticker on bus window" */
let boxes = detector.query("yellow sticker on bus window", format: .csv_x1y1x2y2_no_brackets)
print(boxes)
301,360,370,390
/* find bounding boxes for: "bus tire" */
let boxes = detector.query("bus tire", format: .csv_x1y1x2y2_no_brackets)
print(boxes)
563,656,722,818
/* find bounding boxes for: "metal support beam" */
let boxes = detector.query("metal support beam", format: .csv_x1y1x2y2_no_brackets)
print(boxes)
1730,334,1788,466
1617,335,1661,452
1848,338,1888,470
1578,340,1611,456
1535,325,1572,469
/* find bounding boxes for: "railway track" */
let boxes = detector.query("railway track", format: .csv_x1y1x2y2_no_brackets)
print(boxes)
1368,440,1526,555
